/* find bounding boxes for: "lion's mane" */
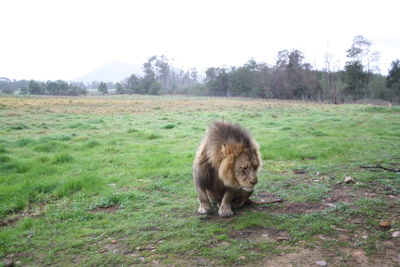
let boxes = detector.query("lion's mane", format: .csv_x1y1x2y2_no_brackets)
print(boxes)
194,121,261,189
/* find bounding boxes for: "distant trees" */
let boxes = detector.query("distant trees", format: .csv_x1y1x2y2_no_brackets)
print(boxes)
204,50,320,100
0,78,28,94
27,80,46,94
18,80,87,96
117,55,198,95
322,43,339,104
1,35,399,103
98,82,108,95
343,61,365,101
125,74,140,93
227,60,261,97
386,59,400,102
205,67,229,96
272,49,321,100
200,35,398,103
343,35,380,101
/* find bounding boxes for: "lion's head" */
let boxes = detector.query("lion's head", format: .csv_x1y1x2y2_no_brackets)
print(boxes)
233,152,259,191
217,142,261,190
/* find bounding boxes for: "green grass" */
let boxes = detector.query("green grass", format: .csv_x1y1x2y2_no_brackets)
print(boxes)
0,95,399,265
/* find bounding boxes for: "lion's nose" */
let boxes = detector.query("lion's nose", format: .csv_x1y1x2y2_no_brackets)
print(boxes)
250,180,257,185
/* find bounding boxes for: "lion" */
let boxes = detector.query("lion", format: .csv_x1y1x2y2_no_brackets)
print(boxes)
193,121,271,217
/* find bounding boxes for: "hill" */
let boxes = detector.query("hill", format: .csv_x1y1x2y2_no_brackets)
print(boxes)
74,61,143,82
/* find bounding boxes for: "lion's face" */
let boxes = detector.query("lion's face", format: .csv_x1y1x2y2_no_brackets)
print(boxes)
233,153,259,191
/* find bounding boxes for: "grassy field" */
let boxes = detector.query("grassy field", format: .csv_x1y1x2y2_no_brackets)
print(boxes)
0,95,399,266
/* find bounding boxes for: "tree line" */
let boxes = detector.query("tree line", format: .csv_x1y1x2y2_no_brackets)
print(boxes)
203,36,399,103
0,79,87,96
114,55,199,95
1,35,399,103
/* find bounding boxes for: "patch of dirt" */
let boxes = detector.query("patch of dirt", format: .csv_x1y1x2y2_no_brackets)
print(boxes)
324,183,357,204
0,208,43,228
89,204,120,213
2,252,33,267
251,199,329,215
100,238,136,255
229,227,289,242
261,246,400,267
292,169,307,174
171,258,215,266
275,202,329,214
0,217,20,227
262,247,330,267
96,238,176,265
367,182,399,196
326,182,400,214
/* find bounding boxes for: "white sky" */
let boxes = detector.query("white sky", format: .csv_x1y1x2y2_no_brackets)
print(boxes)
1,0,399,80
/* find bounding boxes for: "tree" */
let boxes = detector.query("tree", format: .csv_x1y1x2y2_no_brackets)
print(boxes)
344,35,380,99
155,55,170,90
28,80,46,94
343,61,365,101
143,56,157,78
227,59,262,97
46,80,69,95
287,50,307,99
386,59,400,102
190,68,198,83
98,82,108,95
0,77,15,94
125,74,140,94
205,67,229,96
115,82,125,94
269,49,319,100
323,42,338,103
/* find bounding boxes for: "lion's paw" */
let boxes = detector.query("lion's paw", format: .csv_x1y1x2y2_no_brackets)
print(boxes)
198,206,212,214
218,206,233,217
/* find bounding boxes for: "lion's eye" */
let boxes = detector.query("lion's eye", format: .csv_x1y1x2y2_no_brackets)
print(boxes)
241,167,248,173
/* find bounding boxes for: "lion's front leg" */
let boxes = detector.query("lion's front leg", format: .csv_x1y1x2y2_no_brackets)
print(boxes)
231,189,253,209
218,189,235,217
195,183,212,214
232,196,249,209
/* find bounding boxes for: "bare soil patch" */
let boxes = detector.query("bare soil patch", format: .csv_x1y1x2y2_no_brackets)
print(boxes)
258,248,400,267
252,192,329,214
261,246,400,267
0,208,43,228
89,204,120,214
252,202,329,215
171,257,214,266
0,217,19,227
324,183,357,204
229,226,290,243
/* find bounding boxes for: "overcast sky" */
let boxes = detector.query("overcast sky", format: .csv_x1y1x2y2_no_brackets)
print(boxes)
1,0,399,81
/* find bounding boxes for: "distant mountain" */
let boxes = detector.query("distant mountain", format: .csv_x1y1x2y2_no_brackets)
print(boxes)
74,61,143,82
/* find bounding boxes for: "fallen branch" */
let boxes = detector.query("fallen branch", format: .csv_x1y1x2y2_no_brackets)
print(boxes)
360,162,400,172
249,198,284,205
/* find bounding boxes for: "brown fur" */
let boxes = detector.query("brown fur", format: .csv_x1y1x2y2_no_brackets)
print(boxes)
193,121,262,217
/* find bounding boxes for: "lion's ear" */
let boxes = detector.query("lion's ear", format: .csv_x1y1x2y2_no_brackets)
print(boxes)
220,144,227,156
221,143,244,157
220,143,233,156
236,143,244,154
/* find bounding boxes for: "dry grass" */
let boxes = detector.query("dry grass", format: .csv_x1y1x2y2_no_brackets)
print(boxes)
0,95,321,115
